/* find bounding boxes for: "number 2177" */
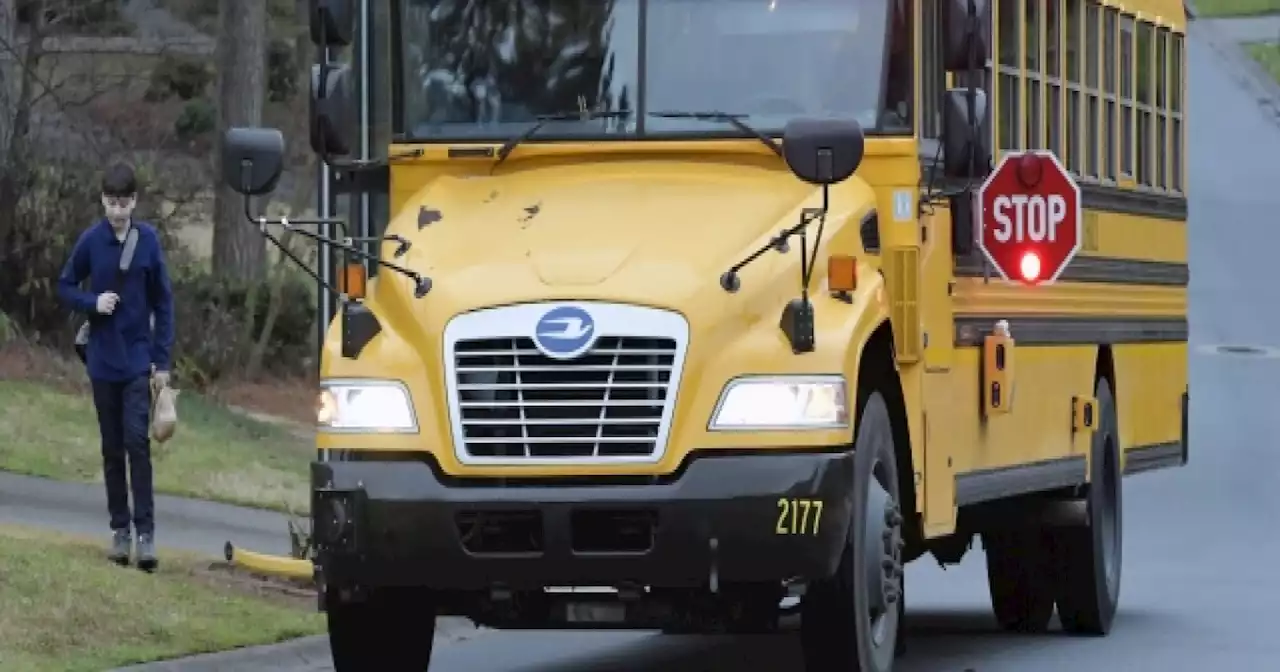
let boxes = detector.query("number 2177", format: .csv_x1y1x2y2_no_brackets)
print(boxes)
776,498,824,535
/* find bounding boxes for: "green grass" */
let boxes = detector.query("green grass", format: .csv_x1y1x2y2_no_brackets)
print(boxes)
0,380,312,513
0,524,323,672
1196,0,1280,17
1246,41,1280,84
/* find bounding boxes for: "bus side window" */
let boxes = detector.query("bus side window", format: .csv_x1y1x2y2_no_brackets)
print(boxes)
1065,0,1082,174
1047,0,1063,159
1024,0,1042,149
919,0,946,140
1170,32,1184,192
1136,19,1154,187
1119,14,1134,180
1084,0,1101,179
1102,5,1118,181
996,0,1022,152
883,0,914,132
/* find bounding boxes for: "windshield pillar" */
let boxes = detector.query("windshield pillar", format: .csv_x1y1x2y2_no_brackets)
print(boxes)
335,0,393,279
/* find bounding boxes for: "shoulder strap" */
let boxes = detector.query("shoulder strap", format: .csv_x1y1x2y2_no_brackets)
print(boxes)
114,225,140,292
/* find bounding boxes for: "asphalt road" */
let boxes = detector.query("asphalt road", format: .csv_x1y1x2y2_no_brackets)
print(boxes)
25,16,1280,672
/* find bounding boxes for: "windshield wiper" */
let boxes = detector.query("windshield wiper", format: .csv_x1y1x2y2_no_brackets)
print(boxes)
647,111,783,156
493,110,632,170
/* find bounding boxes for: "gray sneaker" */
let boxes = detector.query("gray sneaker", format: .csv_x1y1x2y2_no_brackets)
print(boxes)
109,530,131,566
136,533,158,572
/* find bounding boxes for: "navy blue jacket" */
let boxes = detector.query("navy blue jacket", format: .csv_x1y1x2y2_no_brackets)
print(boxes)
57,219,174,383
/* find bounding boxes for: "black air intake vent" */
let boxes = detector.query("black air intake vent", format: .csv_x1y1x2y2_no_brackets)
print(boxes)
861,211,881,253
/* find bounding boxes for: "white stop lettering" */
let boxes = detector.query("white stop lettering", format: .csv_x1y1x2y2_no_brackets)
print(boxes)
992,194,1068,243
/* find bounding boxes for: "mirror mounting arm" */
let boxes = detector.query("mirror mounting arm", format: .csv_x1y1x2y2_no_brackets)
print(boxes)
323,148,425,173
237,171,432,299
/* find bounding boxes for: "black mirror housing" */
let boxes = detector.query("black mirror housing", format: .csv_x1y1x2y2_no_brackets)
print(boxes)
220,127,285,196
942,0,992,71
941,88,991,180
781,118,866,186
310,64,357,157
309,0,353,47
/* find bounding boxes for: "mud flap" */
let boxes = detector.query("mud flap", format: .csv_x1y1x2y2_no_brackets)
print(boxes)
1180,389,1189,465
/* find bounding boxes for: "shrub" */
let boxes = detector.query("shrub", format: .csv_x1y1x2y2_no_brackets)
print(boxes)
21,0,126,33
0,311,16,344
267,39,300,102
170,266,316,388
146,55,215,102
0,163,104,343
174,98,217,142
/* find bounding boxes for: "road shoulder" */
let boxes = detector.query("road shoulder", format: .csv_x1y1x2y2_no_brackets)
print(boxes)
110,619,487,671
1195,16,1280,126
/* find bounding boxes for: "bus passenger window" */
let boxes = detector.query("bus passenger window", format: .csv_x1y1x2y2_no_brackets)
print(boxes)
1119,15,1134,178
997,0,1021,150
1025,0,1043,148
1046,1,1062,158
1065,0,1082,173
1084,0,1100,178
1156,27,1170,190
1103,6,1118,180
1136,20,1153,186
1171,33,1184,191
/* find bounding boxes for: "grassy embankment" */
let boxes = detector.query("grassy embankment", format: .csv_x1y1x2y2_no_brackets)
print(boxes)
0,347,314,514
0,524,323,672
1245,41,1280,84
1197,0,1280,18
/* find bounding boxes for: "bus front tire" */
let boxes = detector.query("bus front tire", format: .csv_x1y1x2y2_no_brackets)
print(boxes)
326,585,436,671
801,390,904,672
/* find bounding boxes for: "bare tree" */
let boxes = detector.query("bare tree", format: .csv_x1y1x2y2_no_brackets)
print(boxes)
0,0,44,236
213,0,268,280
244,0,317,378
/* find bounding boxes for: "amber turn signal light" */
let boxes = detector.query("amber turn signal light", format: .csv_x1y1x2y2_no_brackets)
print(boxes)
827,254,857,293
337,263,367,299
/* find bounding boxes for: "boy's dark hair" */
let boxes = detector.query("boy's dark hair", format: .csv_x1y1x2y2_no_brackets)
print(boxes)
101,163,138,198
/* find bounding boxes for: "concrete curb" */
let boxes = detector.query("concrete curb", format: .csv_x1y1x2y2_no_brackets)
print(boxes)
109,618,489,671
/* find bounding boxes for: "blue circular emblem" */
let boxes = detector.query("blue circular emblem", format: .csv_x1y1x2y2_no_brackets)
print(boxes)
533,306,597,359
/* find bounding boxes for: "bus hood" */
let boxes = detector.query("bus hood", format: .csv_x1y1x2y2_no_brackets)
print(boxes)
385,158,873,317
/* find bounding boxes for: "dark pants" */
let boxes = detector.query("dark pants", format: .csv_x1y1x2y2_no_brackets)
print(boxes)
91,376,154,535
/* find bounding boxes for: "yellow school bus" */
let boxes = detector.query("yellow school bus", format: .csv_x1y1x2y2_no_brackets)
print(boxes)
220,0,1188,669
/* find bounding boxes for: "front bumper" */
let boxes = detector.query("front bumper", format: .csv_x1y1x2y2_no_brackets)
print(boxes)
312,449,855,591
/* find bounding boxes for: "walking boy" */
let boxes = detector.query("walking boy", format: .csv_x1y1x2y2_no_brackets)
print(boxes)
57,163,174,571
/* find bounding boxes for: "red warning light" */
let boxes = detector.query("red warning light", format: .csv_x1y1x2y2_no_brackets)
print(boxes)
1019,251,1042,283
1016,154,1045,188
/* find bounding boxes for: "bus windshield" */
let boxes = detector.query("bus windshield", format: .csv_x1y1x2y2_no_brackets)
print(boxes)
397,0,912,142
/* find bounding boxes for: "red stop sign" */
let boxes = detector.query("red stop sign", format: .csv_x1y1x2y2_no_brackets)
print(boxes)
976,150,1082,285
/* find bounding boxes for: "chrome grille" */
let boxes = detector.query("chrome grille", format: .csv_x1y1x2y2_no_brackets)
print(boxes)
453,336,677,460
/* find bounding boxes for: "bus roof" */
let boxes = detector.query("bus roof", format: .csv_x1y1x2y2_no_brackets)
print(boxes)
1105,0,1189,31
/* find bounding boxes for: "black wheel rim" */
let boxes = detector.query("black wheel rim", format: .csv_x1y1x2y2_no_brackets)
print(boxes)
864,457,902,659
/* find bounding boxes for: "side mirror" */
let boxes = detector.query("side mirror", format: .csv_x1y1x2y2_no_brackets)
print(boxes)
942,0,991,71
941,89,991,179
781,118,866,186
220,127,285,196
309,0,354,47
310,64,358,157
